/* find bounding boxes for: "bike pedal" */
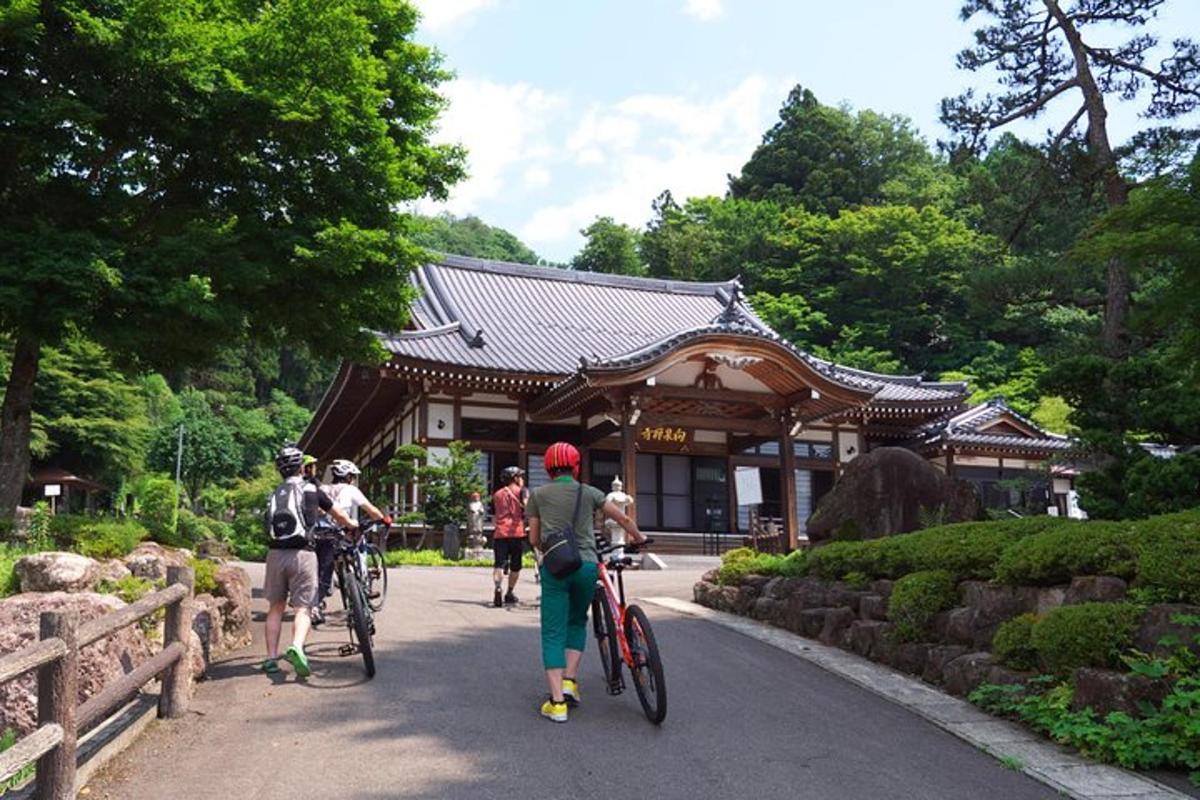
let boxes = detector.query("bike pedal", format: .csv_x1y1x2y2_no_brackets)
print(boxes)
338,644,357,657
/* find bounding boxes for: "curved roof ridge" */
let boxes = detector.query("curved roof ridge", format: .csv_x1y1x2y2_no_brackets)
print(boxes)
434,253,738,296
382,321,463,341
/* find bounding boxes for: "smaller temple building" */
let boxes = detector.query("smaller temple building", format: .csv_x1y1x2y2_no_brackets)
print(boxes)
301,256,1075,548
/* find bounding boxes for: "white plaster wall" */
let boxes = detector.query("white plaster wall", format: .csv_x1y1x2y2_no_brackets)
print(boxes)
694,430,727,444
426,403,454,439
461,404,519,421
795,429,834,443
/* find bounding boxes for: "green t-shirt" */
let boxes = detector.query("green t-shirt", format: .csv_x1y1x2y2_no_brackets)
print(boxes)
526,478,607,564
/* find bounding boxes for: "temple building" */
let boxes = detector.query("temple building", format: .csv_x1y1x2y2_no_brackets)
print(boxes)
301,255,1075,549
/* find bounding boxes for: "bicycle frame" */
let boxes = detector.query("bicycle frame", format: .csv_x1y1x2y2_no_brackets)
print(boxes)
595,559,635,668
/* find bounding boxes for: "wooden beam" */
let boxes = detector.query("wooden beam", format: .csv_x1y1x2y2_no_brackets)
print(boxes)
779,414,799,552
640,384,802,408
582,418,619,447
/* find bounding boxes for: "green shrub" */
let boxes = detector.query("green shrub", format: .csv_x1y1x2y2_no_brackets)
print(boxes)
992,613,1041,671
73,520,147,560
138,477,179,544
994,521,1137,586
383,549,535,568
720,547,756,564
888,569,957,642
1132,511,1200,604
0,544,26,598
1030,602,1142,676
189,557,219,594
0,727,34,789
98,574,157,604
842,570,870,589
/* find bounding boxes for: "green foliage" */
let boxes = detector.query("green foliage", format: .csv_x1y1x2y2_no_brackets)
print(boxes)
189,558,218,595
994,521,1137,585
1030,603,1142,676
384,442,484,530
716,548,808,584
146,390,239,506
1131,511,1200,604
887,569,957,642
176,509,234,548
409,213,541,264
992,613,1041,671
572,217,645,276
137,476,179,545
98,575,157,604
0,544,27,598
224,464,277,562
28,501,53,550
841,570,870,590
384,548,535,569
72,519,147,560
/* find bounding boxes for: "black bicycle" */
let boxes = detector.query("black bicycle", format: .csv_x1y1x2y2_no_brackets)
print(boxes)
590,537,667,724
333,519,387,678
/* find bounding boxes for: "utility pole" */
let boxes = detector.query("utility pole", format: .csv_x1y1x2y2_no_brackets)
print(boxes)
174,424,185,501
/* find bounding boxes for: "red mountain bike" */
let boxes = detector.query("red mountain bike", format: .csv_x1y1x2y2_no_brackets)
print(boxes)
591,537,667,724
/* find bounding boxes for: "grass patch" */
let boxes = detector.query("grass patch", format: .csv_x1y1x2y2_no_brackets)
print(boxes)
383,549,536,568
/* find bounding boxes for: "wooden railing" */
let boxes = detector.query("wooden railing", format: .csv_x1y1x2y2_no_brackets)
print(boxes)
0,565,195,799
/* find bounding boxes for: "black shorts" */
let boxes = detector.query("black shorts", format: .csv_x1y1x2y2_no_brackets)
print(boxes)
493,538,526,571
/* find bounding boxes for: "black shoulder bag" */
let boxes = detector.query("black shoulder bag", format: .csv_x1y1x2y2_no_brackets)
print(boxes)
540,483,584,578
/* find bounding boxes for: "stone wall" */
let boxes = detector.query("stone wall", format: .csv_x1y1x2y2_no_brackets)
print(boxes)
694,570,1198,712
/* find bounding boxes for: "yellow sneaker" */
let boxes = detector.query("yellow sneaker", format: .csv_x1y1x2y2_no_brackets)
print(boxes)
562,678,580,706
540,698,568,723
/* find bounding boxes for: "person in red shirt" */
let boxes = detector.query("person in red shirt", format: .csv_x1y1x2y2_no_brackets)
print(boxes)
491,466,527,607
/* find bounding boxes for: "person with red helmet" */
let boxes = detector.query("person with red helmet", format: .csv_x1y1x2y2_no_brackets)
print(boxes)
526,442,644,723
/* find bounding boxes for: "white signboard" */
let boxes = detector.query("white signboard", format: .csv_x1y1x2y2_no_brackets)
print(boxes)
43,484,62,498
734,466,763,507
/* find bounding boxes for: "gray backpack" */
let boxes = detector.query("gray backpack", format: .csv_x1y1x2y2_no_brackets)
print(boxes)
265,480,309,544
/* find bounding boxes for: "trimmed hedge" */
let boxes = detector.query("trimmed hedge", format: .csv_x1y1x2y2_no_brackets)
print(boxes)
1029,602,1142,676
73,520,148,560
138,477,179,544
992,612,1040,671
994,521,1137,586
1131,510,1200,604
888,569,957,642
717,547,807,584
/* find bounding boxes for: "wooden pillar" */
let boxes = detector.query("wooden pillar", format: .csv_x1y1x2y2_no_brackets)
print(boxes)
780,415,799,552
36,611,77,800
621,412,637,509
517,399,528,472
159,566,195,719
945,448,955,478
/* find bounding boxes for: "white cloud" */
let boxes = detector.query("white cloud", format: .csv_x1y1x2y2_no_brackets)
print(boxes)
522,165,551,189
433,78,566,213
520,75,783,248
413,0,497,31
682,0,723,21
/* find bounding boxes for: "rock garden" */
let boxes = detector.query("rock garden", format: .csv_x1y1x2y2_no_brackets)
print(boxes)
0,519,253,740
695,510,1200,784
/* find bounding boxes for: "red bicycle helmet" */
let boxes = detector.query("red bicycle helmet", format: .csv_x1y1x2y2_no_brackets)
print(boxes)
543,442,581,479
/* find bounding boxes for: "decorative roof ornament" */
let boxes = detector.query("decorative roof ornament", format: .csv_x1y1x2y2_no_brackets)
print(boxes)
715,280,753,327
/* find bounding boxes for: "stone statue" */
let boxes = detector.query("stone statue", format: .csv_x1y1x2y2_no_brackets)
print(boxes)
464,491,487,559
604,476,634,556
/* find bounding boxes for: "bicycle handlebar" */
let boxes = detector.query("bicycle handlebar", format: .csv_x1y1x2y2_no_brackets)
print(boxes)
596,536,655,557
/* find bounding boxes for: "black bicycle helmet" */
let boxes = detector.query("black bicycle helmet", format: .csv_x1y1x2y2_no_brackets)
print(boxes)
275,444,305,475
499,466,525,485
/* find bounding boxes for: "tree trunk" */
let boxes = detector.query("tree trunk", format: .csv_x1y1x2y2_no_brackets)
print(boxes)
1045,0,1132,357
0,335,41,517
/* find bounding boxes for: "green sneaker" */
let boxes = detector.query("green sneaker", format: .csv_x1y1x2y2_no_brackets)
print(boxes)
284,645,310,677
260,658,280,674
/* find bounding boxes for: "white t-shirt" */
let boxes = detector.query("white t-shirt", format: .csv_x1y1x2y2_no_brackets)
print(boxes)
322,483,370,525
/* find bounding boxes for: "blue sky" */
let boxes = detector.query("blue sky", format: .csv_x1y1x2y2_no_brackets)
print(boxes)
410,0,1200,263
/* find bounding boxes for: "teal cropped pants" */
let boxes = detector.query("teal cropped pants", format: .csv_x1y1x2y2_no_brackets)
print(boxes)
539,561,599,669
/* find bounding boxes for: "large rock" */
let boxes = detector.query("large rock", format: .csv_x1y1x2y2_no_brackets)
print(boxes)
893,642,933,676
806,447,982,542
123,542,191,581
14,552,100,593
923,645,970,684
1064,576,1127,605
1133,604,1200,659
96,559,132,585
1072,668,1171,716
819,607,856,646
859,594,888,621
943,652,995,697
846,620,890,659
0,592,154,736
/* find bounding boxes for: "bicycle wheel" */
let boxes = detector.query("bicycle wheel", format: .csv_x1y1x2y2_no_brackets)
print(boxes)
365,544,388,612
591,590,621,692
623,604,666,724
345,571,376,678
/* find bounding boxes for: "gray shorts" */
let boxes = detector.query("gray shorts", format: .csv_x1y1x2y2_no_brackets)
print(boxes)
264,548,318,608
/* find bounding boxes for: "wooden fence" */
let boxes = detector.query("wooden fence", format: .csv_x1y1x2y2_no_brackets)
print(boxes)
0,565,195,799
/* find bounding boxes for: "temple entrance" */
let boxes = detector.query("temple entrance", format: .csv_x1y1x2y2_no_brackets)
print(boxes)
632,453,729,531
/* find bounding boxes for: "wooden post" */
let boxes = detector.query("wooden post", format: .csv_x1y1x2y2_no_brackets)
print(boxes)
36,611,77,800
780,415,799,552
517,399,528,473
159,566,195,719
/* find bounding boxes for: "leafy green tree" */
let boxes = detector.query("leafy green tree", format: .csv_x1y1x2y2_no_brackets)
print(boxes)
385,441,483,531
147,389,240,507
729,86,938,214
942,0,1200,356
572,217,645,276
0,0,464,515
409,213,541,264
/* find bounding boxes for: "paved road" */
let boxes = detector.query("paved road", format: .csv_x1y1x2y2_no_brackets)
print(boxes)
87,564,1057,800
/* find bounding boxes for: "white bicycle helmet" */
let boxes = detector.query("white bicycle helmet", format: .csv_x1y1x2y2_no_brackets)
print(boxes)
330,459,361,480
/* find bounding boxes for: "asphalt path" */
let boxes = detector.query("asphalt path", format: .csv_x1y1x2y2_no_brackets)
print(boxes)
87,563,1058,800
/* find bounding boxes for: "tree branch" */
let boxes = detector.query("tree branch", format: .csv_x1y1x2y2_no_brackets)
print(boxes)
1051,103,1087,151
989,78,1080,128
1087,50,1200,99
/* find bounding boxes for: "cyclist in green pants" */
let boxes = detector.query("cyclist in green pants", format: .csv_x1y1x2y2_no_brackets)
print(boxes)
527,442,643,723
